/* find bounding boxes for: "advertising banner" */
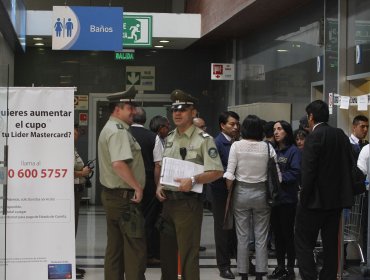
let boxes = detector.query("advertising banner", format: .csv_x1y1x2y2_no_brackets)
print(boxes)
0,87,75,280
52,6,123,51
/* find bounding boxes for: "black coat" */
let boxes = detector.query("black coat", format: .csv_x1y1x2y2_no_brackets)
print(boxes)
300,123,354,210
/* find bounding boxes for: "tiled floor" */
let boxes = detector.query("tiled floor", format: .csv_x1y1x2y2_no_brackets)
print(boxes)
76,205,369,279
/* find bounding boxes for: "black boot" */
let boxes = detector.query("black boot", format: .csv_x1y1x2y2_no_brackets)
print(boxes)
239,272,248,280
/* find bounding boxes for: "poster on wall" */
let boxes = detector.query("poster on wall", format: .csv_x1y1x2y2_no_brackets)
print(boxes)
0,87,75,280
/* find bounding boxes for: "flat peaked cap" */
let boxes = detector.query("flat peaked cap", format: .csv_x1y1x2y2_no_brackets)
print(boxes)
170,89,198,108
107,86,137,103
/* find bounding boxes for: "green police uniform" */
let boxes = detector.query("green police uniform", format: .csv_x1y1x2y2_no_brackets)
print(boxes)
159,90,223,280
98,87,146,280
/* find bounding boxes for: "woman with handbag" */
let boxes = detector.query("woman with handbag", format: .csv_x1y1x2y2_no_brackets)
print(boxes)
224,115,280,280
268,121,301,280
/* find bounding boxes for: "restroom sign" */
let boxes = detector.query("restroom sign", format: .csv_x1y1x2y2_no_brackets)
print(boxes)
211,63,235,80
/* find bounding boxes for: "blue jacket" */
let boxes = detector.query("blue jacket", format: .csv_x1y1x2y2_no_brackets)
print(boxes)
275,144,301,204
208,133,231,192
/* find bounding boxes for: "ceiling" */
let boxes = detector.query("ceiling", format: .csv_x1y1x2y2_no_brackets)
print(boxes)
23,0,180,13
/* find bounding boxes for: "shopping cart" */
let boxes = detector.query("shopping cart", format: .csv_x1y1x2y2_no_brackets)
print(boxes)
313,193,366,278
342,194,366,272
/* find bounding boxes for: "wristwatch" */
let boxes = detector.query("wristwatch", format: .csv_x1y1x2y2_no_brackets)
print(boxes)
190,176,196,187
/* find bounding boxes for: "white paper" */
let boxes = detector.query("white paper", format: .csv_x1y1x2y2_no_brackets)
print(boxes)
160,157,204,193
340,96,350,109
357,95,368,111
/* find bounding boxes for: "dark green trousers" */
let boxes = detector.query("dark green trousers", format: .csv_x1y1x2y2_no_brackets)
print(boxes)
101,190,146,280
160,197,203,280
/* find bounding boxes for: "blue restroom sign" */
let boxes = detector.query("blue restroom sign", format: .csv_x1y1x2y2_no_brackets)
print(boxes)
52,6,123,51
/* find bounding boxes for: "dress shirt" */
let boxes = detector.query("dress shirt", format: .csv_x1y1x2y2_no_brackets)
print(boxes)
357,143,370,175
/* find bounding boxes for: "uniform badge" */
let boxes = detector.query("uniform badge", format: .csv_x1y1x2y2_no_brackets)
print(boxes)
166,142,173,148
116,124,124,129
208,147,218,158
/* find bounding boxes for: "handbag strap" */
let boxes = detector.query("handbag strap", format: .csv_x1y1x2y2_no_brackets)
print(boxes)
265,141,270,175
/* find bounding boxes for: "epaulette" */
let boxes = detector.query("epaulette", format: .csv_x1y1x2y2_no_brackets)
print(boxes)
167,129,175,136
200,131,211,138
116,124,124,129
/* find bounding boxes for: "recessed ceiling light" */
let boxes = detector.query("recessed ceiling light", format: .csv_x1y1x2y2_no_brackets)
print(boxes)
154,45,164,48
277,49,288,52
34,42,44,46
33,37,43,41
159,40,170,43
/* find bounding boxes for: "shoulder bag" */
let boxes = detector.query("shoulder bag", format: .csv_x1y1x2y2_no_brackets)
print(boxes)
265,142,281,207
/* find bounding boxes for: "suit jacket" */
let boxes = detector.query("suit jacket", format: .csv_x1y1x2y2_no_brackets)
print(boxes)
208,132,231,192
300,123,354,210
130,125,156,177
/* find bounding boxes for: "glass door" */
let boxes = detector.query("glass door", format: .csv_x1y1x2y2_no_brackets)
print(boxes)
0,64,9,280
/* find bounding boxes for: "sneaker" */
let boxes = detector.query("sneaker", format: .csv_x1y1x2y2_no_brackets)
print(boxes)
268,267,287,279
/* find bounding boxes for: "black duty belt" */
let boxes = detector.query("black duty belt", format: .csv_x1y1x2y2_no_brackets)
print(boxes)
163,190,201,200
102,186,135,199
74,184,84,192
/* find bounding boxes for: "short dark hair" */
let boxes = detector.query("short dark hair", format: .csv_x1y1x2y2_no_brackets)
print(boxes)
274,120,295,146
149,115,168,133
305,100,329,123
241,115,264,141
218,111,240,130
293,129,308,140
133,107,146,124
353,115,369,125
263,121,275,138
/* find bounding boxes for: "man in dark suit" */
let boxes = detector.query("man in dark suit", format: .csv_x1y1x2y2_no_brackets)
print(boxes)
295,100,354,280
208,111,240,279
130,107,159,264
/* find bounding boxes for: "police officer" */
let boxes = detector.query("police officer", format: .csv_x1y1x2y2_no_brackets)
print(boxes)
98,86,146,280
156,89,224,280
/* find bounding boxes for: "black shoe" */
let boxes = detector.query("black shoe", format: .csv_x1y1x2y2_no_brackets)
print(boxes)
268,267,287,279
199,246,207,251
239,273,248,280
220,268,235,279
76,267,86,275
277,269,295,280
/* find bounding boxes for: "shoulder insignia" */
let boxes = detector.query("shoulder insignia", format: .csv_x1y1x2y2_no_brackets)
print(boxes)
168,129,175,136
208,147,218,158
116,124,124,129
200,132,210,138
165,142,173,148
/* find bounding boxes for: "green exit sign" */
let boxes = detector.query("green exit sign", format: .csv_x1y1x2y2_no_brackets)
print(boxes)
115,51,135,61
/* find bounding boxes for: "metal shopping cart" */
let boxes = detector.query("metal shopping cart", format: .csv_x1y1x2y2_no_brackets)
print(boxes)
342,194,366,275
313,193,366,278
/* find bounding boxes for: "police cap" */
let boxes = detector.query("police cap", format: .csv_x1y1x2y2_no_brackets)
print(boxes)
170,89,198,110
106,86,137,104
